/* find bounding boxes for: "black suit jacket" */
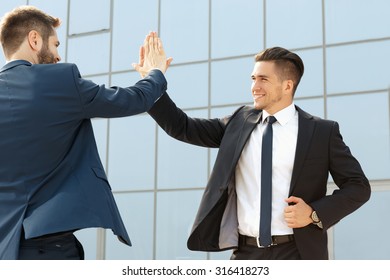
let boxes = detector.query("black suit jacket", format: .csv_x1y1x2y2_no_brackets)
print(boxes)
149,93,371,260
0,60,167,259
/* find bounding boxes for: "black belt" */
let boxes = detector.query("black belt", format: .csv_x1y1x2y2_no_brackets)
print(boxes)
239,234,294,248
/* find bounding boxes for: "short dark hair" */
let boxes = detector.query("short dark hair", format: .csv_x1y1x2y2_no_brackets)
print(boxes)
255,47,304,95
0,6,61,58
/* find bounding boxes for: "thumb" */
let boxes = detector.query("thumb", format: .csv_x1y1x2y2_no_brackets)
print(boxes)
285,196,301,205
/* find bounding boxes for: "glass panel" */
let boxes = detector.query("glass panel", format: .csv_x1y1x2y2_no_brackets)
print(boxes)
69,0,110,35
67,33,110,75
108,114,155,191
295,48,324,98
157,109,209,189
326,41,390,94
74,228,98,260
164,63,208,109
105,192,154,260
112,0,158,72
334,190,390,259
211,57,254,106
266,0,322,49
110,71,141,88
325,0,390,44
108,71,156,190
211,0,263,59
156,190,206,259
160,0,208,63
29,0,68,61
327,92,390,180
294,98,325,119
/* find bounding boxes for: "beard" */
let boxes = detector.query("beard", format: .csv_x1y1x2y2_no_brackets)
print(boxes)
37,44,56,64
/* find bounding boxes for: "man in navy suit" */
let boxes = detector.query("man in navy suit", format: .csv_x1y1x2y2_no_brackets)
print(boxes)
147,46,371,259
0,6,171,259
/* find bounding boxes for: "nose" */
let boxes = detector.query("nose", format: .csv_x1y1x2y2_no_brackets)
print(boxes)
56,54,61,63
252,79,260,92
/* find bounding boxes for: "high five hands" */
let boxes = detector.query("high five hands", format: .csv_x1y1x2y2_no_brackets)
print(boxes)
132,31,173,78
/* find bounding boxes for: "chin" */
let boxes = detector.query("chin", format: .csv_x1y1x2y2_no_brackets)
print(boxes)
253,102,263,110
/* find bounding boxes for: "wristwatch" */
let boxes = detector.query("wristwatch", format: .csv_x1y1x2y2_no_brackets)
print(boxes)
311,210,323,229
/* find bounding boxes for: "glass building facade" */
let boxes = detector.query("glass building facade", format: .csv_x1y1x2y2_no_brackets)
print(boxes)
1,0,389,260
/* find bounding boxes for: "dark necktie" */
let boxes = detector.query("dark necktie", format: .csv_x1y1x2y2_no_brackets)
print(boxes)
259,115,277,247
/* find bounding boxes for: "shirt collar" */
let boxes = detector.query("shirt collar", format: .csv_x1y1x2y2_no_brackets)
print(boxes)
262,103,297,126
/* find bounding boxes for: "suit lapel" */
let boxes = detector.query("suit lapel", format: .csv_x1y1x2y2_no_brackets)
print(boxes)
231,110,262,166
289,106,315,194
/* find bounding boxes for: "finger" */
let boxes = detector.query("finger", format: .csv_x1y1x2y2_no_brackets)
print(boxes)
285,196,301,204
139,46,145,65
153,32,159,52
157,37,164,54
166,57,173,68
144,34,150,55
132,63,139,71
148,32,155,54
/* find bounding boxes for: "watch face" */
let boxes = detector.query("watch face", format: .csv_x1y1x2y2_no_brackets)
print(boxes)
312,211,319,223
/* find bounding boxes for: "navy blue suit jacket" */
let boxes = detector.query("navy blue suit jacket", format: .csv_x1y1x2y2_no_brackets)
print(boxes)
0,60,167,259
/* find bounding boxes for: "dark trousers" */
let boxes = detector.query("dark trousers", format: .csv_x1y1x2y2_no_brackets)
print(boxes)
18,232,84,260
231,241,301,260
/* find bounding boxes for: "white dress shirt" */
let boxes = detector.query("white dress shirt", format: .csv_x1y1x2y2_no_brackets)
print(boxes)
235,103,298,237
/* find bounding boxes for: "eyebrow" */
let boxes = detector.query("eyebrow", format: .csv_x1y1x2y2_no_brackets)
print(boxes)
251,74,269,79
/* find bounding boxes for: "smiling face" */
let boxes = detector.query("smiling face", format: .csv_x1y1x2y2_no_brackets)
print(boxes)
251,61,294,115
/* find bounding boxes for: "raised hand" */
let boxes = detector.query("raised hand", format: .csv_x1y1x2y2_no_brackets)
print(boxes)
132,31,173,78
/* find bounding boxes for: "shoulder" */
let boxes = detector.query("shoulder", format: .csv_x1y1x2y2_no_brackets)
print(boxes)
296,105,336,125
31,62,79,77
235,105,259,119
295,105,342,139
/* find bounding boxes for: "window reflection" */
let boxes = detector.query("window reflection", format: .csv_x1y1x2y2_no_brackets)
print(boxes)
325,0,390,44
334,191,390,259
112,0,158,72
295,48,324,98
156,190,206,259
109,114,155,191
161,0,208,63
68,33,110,75
164,63,209,109
327,92,390,180
105,192,154,260
157,109,209,189
266,0,322,49
326,41,390,94
69,0,110,35
211,0,263,59
211,57,254,106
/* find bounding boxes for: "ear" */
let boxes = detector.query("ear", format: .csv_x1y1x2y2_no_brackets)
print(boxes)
283,79,294,96
27,30,43,51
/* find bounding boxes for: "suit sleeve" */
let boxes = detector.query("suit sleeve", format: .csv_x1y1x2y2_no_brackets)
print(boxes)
148,93,233,148
311,121,371,229
70,64,167,118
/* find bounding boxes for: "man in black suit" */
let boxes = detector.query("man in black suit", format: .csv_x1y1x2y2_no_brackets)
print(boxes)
146,46,371,259
0,6,171,259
